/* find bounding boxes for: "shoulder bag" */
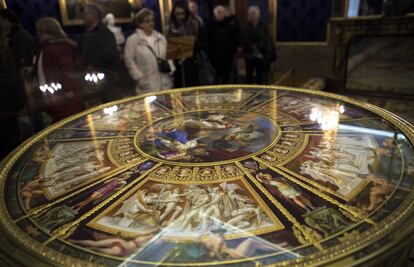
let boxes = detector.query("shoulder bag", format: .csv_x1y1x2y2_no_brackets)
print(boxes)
145,45,171,73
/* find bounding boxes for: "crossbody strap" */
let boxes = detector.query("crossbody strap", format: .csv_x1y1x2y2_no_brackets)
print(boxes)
144,44,159,60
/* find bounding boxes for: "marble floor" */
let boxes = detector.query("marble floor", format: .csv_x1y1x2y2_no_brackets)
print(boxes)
351,95,414,124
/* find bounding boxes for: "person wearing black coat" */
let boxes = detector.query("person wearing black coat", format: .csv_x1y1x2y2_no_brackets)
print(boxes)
243,6,275,84
205,5,240,84
80,4,122,102
167,1,201,88
5,23,34,69
81,4,122,72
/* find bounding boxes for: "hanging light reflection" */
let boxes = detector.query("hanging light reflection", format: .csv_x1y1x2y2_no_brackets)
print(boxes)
309,105,345,130
103,105,118,115
145,95,157,103
84,72,105,84
39,82,62,94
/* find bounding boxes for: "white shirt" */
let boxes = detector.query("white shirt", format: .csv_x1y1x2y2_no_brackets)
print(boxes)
142,31,156,51
37,51,46,86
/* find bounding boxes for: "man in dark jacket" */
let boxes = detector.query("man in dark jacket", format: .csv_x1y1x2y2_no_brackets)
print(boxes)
80,4,122,102
243,6,276,84
205,5,240,84
81,3,122,72
0,10,34,70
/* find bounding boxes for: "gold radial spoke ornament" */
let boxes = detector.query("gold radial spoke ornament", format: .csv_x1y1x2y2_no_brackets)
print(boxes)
43,162,162,244
0,85,412,266
236,162,326,251
255,157,375,225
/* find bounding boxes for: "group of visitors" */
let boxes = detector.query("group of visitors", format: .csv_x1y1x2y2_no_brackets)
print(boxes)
103,1,276,93
0,1,277,157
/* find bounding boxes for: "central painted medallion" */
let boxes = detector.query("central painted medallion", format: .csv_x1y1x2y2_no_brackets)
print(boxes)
135,110,279,164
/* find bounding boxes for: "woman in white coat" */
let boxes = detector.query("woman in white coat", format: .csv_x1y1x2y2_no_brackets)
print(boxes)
124,8,174,93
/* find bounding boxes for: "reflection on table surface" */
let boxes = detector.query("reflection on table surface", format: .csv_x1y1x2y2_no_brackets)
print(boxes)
1,86,414,266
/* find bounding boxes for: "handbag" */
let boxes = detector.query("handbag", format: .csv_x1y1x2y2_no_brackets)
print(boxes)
198,51,215,85
145,45,171,73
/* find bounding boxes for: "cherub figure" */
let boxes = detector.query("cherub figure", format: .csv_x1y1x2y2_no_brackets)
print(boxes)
70,232,154,257
154,187,187,225
32,144,51,164
225,124,257,146
227,203,262,228
21,175,45,210
200,114,234,129
197,233,282,259
362,176,394,212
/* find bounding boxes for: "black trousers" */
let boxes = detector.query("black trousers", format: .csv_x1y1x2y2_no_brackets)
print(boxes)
173,58,199,88
245,57,269,85
211,52,235,84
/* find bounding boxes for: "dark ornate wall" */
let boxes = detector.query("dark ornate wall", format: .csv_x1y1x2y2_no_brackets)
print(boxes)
5,0,343,87
5,0,163,35
277,0,331,42
6,0,62,34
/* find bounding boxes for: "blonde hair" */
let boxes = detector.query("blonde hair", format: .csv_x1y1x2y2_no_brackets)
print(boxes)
134,8,154,28
36,17,67,39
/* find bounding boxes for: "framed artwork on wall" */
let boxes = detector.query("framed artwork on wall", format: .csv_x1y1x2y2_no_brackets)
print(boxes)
59,0,132,26
346,0,386,17
346,0,361,17
1,0,6,10
332,0,347,17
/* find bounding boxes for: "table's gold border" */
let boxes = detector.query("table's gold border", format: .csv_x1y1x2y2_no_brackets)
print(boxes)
0,85,413,266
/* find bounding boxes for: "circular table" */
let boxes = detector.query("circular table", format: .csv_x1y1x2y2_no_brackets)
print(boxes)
1,85,414,266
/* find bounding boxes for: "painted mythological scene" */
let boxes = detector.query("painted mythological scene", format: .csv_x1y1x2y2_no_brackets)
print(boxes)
283,133,401,212
62,98,168,131
180,90,257,110
2,87,414,267
89,179,281,240
19,140,115,210
137,111,278,163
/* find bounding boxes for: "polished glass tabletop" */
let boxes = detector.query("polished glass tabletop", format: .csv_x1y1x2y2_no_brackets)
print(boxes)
1,85,413,266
